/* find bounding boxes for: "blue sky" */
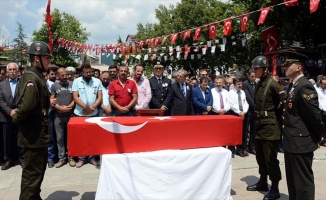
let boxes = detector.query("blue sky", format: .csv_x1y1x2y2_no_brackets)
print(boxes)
0,0,181,46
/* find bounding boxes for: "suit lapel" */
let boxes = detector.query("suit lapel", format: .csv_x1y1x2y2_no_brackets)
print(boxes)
4,80,13,99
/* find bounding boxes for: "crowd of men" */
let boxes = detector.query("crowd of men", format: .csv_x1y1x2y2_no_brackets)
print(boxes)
0,46,324,200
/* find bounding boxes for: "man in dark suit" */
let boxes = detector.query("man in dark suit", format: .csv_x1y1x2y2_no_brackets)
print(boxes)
149,62,172,115
171,69,194,115
282,51,323,200
0,63,21,170
192,76,212,115
242,70,256,155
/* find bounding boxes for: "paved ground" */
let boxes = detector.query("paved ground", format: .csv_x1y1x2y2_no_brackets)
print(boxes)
0,147,326,200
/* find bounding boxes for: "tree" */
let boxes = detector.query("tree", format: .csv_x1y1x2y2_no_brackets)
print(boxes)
136,0,326,76
136,0,249,76
33,9,90,67
12,22,28,67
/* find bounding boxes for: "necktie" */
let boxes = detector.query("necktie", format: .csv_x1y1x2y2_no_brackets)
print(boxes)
158,78,162,84
182,83,186,97
219,89,224,109
251,82,255,90
287,82,293,94
238,91,243,111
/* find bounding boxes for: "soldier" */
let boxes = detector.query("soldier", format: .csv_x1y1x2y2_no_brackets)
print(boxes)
148,62,173,115
282,51,323,200
246,55,286,200
11,41,51,200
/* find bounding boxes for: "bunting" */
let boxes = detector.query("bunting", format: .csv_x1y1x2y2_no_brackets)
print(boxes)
223,18,232,36
193,27,201,41
56,1,321,59
209,24,217,39
240,14,250,32
258,7,271,25
310,0,320,14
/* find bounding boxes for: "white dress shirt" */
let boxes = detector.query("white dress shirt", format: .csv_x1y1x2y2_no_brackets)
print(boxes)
211,87,230,113
316,87,326,111
229,89,249,114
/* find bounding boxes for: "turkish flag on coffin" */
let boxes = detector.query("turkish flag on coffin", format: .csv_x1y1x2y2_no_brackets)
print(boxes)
67,116,243,156
262,26,280,53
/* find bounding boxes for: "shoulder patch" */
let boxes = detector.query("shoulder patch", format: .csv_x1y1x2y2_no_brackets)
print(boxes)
303,93,314,100
26,82,34,87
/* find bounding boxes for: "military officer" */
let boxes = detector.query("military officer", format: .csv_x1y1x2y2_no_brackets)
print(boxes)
11,41,51,200
246,55,286,200
148,62,173,115
282,51,323,200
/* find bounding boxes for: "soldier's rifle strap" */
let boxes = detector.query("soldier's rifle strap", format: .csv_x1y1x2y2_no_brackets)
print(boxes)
260,77,273,114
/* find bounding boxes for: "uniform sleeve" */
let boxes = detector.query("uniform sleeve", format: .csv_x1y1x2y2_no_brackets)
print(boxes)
12,81,38,123
299,85,324,140
72,79,79,92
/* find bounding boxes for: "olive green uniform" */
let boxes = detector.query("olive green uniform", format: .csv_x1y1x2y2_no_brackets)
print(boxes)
283,76,323,200
254,74,286,182
12,66,50,200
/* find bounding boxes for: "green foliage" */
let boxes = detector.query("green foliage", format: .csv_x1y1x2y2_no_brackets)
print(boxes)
9,22,29,66
33,9,90,67
135,0,326,76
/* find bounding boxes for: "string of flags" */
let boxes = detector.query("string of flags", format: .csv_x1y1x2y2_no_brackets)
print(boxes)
50,0,320,61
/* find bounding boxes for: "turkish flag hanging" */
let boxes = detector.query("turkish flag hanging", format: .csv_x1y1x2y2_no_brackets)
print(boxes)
284,0,298,6
262,26,280,53
45,0,53,53
153,37,160,48
223,19,232,36
310,0,320,14
258,7,270,25
183,30,191,41
193,27,201,41
209,24,216,39
240,13,250,32
161,35,168,45
170,33,178,45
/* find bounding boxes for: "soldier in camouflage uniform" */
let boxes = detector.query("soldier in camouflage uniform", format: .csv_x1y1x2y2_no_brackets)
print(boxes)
246,56,286,200
11,41,51,200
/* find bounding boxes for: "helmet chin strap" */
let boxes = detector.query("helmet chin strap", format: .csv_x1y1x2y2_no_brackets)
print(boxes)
37,55,46,72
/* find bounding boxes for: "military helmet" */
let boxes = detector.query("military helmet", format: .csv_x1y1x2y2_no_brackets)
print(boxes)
28,41,51,56
251,55,269,69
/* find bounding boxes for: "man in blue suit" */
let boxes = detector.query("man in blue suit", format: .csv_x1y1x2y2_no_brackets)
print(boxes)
192,77,213,115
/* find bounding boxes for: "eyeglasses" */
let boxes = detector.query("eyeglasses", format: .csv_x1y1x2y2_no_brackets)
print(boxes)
200,74,208,76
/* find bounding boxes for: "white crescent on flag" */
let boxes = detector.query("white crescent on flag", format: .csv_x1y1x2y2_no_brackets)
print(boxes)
85,117,148,134
243,17,248,25
226,22,231,29
210,25,216,33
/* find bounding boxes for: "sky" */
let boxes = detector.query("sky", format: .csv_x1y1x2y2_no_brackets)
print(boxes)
0,0,181,47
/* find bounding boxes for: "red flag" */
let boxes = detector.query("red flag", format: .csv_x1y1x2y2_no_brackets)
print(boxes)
45,0,53,53
240,13,250,32
139,41,144,49
258,7,270,25
161,35,168,45
223,18,232,36
170,33,178,45
153,37,160,48
262,26,280,53
183,30,191,41
310,0,320,14
284,0,298,6
209,24,216,39
193,27,201,41
129,42,132,53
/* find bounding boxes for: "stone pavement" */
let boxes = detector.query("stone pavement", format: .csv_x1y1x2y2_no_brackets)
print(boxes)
0,147,326,200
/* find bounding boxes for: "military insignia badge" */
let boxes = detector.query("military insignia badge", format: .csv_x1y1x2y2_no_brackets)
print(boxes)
303,93,314,100
288,102,292,109
36,45,41,51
